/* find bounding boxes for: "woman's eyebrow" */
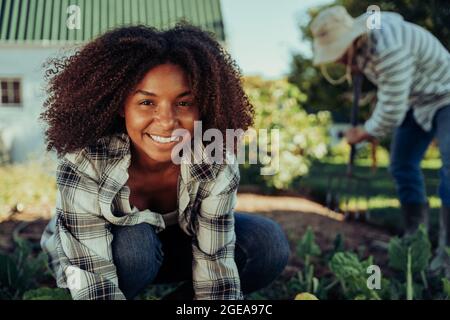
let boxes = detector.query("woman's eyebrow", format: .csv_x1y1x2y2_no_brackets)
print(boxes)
134,89,156,96
177,91,192,98
133,90,192,98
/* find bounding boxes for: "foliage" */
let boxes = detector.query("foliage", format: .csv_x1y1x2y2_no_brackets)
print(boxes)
329,252,384,299
329,139,390,166
298,159,441,239
243,77,331,189
289,50,375,123
0,238,51,299
23,287,72,300
297,227,322,262
388,225,432,300
288,226,449,300
289,227,321,295
388,225,432,274
1,229,449,300
443,278,450,299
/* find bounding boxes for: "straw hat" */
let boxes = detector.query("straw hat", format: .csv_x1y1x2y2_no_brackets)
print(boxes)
311,6,369,66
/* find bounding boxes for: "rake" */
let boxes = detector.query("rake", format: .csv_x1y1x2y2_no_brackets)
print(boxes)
326,73,372,221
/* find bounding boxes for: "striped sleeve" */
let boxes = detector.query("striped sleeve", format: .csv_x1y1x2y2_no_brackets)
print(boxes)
192,159,243,300
364,45,415,137
52,159,126,300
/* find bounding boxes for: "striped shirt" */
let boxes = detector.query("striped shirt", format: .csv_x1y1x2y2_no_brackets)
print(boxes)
356,12,450,137
40,132,243,300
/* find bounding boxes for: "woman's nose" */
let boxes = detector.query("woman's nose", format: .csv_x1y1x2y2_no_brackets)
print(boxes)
156,104,176,129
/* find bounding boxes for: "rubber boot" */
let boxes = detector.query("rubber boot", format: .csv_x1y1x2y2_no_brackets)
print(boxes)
430,207,450,277
401,203,429,237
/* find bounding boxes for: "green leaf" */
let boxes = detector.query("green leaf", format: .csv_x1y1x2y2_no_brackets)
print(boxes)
388,224,431,273
0,237,51,299
410,226,432,272
329,252,364,280
333,233,345,253
0,253,19,299
388,236,407,271
329,252,382,300
407,247,413,300
297,227,321,261
443,278,450,299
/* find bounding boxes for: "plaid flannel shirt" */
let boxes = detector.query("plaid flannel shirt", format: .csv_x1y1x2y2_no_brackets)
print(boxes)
40,132,243,300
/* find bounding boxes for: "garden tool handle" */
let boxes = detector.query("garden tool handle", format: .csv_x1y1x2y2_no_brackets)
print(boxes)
371,140,378,173
347,73,363,176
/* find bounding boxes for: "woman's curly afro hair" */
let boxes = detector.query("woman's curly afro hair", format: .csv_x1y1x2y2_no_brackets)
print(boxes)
41,23,254,155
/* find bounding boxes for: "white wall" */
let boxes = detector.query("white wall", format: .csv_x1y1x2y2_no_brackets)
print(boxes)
0,45,68,163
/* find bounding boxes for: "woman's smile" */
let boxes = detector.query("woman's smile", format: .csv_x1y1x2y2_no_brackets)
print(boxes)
144,132,182,150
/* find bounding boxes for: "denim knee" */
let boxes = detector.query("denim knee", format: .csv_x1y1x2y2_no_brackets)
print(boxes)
389,160,418,182
111,223,163,299
234,214,290,294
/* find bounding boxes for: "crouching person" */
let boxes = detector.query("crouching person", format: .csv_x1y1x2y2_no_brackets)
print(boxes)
40,24,290,300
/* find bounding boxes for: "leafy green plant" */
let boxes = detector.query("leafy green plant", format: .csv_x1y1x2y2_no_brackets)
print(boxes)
289,227,321,296
388,224,432,300
0,237,51,299
328,252,386,300
22,287,72,300
284,225,448,300
442,278,450,299
323,233,346,263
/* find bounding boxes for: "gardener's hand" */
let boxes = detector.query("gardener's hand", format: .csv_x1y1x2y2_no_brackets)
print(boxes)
345,127,373,144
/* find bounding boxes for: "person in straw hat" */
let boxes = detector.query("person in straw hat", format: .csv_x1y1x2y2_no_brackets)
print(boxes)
310,6,450,274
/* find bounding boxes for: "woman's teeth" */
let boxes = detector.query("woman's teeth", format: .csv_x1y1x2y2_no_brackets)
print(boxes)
148,134,180,144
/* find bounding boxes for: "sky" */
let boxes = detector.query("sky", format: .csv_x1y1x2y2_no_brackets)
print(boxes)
221,0,333,79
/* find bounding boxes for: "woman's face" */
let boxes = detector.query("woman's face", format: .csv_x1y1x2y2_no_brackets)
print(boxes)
123,63,200,166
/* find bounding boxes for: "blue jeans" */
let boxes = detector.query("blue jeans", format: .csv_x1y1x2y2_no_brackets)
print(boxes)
111,212,290,300
390,104,450,207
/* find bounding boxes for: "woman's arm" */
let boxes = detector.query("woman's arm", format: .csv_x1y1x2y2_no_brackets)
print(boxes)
43,158,126,300
191,159,243,300
364,46,414,138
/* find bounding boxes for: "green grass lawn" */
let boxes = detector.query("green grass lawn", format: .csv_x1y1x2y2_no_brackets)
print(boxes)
298,158,442,240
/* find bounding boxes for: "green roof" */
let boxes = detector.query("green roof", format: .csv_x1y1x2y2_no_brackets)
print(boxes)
0,0,225,44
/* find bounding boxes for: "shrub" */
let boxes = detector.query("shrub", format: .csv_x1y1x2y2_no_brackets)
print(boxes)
243,77,331,189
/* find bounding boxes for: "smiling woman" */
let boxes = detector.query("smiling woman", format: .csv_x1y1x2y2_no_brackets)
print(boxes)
38,24,290,300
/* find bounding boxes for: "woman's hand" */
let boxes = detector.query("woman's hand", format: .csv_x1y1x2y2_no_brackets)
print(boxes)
345,127,373,145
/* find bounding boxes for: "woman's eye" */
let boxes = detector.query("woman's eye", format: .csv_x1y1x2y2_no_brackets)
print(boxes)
177,101,193,107
139,100,154,106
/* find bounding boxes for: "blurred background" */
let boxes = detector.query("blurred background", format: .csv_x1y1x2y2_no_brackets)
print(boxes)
0,0,449,300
